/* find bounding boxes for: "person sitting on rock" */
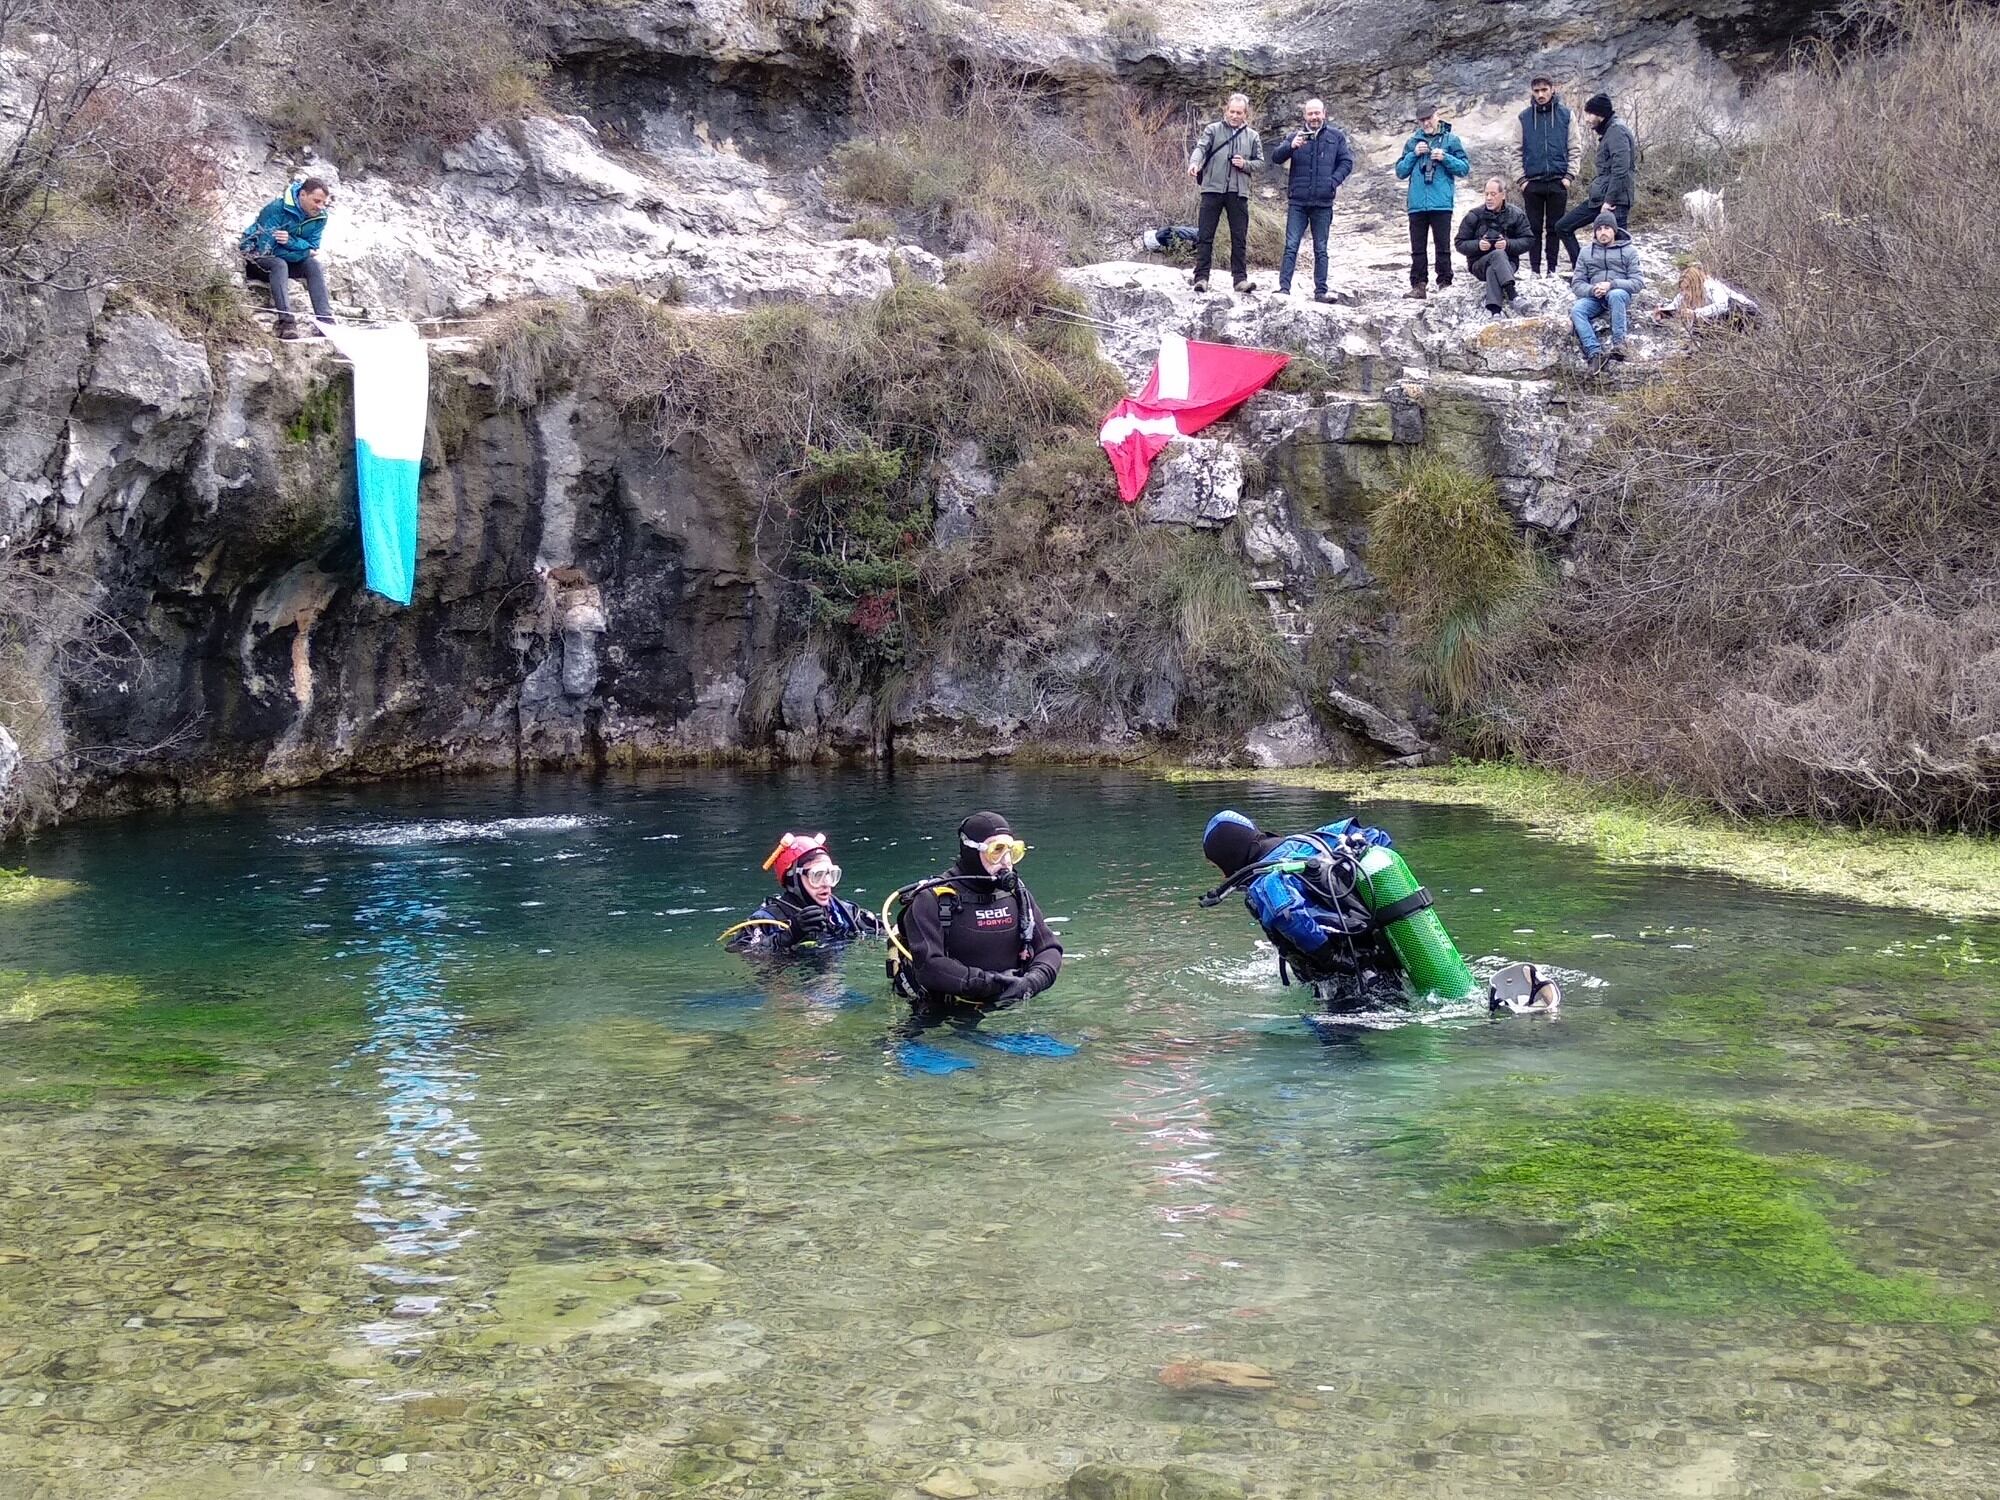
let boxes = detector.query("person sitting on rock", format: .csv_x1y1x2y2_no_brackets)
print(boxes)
1454,177,1534,316
723,832,882,952
1270,96,1354,303
1570,207,1643,373
1186,93,1263,295
1652,260,1759,333
1395,104,1470,301
239,177,335,341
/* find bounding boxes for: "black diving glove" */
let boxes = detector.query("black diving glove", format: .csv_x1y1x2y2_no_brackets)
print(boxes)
991,975,1035,1008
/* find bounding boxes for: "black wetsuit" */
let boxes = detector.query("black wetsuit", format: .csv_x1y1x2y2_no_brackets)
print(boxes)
894,867,1062,1009
727,888,881,951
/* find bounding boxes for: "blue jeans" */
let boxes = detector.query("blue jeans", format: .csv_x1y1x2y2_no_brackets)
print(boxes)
1570,289,1630,354
1280,203,1333,294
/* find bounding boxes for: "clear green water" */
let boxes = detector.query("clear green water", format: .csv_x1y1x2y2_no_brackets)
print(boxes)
4,767,2000,1498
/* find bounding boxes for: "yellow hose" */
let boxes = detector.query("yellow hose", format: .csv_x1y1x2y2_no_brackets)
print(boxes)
716,917,795,945
881,888,914,962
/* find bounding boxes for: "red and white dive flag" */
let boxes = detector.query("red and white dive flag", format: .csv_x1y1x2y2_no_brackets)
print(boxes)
1098,333,1289,504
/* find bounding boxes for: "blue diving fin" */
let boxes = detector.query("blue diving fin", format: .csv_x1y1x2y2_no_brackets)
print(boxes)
893,1041,976,1075
958,1030,1078,1058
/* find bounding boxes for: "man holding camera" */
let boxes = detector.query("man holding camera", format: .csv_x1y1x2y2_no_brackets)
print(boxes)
1269,98,1354,303
1186,94,1263,294
1455,177,1534,316
1394,105,1469,301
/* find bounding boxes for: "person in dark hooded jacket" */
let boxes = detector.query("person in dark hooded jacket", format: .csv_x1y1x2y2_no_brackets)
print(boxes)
888,811,1063,1011
1552,92,1637,258
1199,809,1406,1008
1455,178,1534,315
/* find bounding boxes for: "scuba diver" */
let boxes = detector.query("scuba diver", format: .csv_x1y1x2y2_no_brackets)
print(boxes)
1200,809,1408,1008
1199,809,1559,1015
885,811,1063,1013
721,832,883,952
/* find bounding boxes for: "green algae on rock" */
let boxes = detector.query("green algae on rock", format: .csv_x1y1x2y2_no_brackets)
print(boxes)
0,970,145,1023
1390,1091,1983,1324
1165,761,2000,920
0,868,78,907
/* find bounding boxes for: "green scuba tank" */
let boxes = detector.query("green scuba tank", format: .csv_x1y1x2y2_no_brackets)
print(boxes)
1355,845,1476,1001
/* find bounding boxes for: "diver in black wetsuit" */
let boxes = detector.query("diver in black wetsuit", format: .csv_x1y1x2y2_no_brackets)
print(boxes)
723,832,882,953
887,811,1063,1021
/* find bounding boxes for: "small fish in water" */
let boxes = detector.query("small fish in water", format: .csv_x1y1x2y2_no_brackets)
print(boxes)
1157,1358,1278,1395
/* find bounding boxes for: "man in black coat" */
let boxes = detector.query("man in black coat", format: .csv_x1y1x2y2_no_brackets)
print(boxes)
1455,177,1535,315
1269,97,1355,302
1553,91,1638,260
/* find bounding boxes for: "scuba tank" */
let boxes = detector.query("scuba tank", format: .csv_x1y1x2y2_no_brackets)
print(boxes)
1353,845,1476,1000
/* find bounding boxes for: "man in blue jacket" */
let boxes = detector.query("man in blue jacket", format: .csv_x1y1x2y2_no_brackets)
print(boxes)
1516,77,1578,275
1269,98,1354,303
1200,809,1406,1008
1394,106,1469,301
240,178,333,340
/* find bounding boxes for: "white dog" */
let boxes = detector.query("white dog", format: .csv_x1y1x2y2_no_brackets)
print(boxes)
1683,187,1726,230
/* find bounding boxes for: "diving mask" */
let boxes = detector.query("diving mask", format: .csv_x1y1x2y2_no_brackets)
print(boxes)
964,833,1028,865
799,860,842,887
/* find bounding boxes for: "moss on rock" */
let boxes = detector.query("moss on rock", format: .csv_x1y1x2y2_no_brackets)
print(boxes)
1391,1089,1982,1323
0,868,79,908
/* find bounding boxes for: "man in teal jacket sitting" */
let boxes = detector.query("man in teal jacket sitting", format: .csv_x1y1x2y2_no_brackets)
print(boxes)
240,178,333,340
1394,106,1469,301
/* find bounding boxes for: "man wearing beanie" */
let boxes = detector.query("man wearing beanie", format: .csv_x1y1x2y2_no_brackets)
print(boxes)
1552,91,1638,267
1570,205,1643,373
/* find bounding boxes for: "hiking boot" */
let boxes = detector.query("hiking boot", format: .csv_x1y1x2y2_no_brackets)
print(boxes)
1609,343,1628,361
1485,303,1503,317
1314,291,1335,303
278,319,304,341
1403,285,1427,301
1233,279,1254,294
1191,278,1209,294
1585,350,1610,375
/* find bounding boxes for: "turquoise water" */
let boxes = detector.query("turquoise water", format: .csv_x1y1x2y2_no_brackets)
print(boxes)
4,767,2000,1498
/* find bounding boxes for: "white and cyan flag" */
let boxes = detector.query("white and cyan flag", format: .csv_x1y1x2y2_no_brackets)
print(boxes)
321,322,429,606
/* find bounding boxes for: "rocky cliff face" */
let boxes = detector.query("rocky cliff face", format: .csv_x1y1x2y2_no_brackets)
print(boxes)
0,0,1796,829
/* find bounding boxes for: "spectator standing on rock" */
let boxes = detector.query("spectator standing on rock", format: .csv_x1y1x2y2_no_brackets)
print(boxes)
1187,94,1263,295
1569,207,1643,373
1395,105,1469,301
1553,92,1636,258
1455,178,1533,316
240,177,334,341
1270,97,1354,303
1517,77,1578,275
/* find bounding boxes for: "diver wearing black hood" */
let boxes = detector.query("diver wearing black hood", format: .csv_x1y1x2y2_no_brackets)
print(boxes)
889,811,1063,1008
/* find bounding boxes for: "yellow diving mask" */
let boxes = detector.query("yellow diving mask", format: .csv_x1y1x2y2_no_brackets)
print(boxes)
965,833,1028,865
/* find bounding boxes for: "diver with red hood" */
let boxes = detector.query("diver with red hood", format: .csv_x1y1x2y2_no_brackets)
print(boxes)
886,810,1064,1014
723,832,883,952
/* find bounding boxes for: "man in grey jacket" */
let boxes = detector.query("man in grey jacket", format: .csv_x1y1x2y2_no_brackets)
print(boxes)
1570,207,1643,373
1186,93,1262,294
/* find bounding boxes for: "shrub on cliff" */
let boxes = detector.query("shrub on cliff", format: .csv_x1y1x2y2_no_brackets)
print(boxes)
1508,2,2000,830
835,42,1198,257
1369,454,1540,714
